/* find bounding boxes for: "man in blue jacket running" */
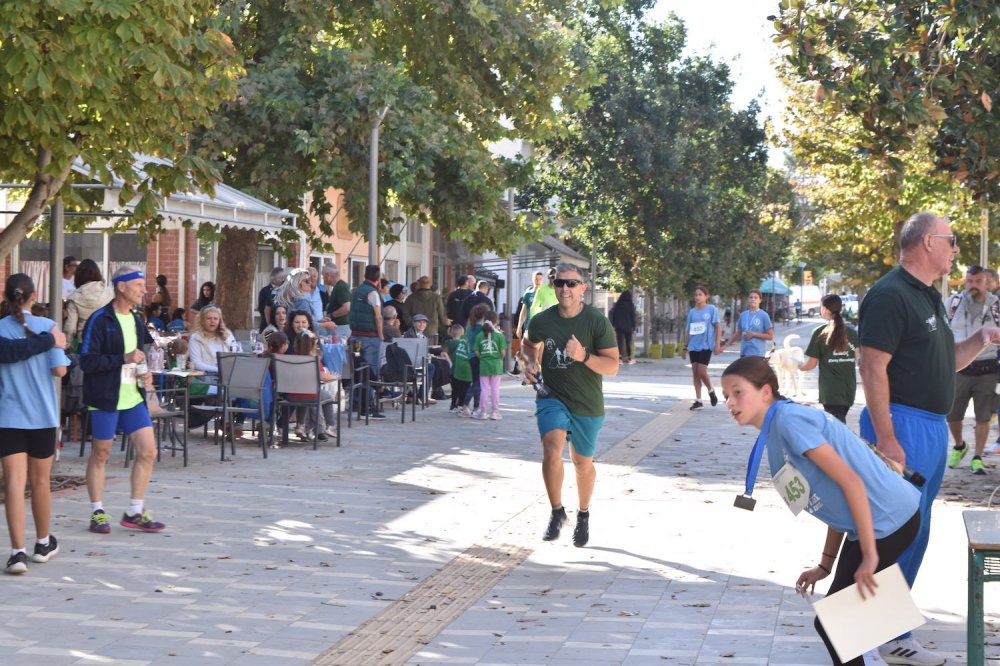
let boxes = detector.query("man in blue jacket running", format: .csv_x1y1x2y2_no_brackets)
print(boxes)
80,266,164,534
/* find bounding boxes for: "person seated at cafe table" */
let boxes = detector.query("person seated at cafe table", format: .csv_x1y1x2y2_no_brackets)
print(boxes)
284,309,316,340
261,304,288,345
188,306,237,374
166,308,187,333
403,314,449,403
382,306,403,341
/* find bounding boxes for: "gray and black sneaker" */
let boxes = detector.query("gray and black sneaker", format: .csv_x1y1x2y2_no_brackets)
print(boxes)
543,507,568,541
573,511,590,547
5,552,28,574
690,401,703,411
31,535,58,563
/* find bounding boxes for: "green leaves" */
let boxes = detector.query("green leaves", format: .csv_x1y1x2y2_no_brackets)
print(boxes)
532,8,786,297
773,0,1000,204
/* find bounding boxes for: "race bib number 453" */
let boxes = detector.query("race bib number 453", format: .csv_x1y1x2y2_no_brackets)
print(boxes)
773,462,810,516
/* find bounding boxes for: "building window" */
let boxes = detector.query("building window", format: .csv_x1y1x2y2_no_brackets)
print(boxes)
351,258,366,288
109,233,147,278
198,240,216,287
385,260,399,282
405,219,422,244
406,264,419,287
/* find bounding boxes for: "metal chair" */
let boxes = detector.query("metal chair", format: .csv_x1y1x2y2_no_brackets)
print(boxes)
270,354,338,449
218,353,272,460
393,337,430,407
369,342,417,423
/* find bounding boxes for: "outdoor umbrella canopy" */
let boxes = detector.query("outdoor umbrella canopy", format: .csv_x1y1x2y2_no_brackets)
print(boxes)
759,277,792,295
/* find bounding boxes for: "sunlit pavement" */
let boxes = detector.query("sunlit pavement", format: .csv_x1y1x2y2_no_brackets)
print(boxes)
3,325,992,665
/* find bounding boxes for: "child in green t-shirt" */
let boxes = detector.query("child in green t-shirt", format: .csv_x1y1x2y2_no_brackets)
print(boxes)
446,324,472,413
474,312,507,420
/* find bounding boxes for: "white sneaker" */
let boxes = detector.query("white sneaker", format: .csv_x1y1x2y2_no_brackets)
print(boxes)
864,649,889,665
878,638,945,666
324,426,337,438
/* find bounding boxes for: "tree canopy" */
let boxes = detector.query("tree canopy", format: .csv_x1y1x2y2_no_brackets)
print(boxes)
780,67,982,289
530,7,791,298
197,0,589,254
0,0,242,259
772,0,1000,205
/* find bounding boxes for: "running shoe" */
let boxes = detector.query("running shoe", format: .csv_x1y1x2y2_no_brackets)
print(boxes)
971,457,986,475
5,552,27,575
573,511,590,547
878,637,945,666
89,509,111,534
490,412,502,421
864,649,889,665
31,535,58,563
459,408,472,418
947,443,968,469
627,359,636,365
120,510,166,532
324,426,338,438
689,401,703,411
543,507,567,541
473,411,489,421
709,391,719,407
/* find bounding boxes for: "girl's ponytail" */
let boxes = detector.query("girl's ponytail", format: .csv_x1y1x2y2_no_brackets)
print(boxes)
4,274,37,337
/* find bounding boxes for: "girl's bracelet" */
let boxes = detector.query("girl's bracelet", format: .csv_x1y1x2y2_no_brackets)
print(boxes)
817,563,831,575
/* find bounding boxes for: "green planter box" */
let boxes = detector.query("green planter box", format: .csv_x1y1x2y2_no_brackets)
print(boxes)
663,343,676,358
649,343,662,359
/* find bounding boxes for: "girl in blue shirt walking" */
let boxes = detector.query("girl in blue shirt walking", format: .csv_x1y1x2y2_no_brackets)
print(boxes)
684,285,722,410
0,275,70,574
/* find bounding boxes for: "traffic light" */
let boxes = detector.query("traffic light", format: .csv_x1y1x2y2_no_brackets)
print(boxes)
804,270,813,286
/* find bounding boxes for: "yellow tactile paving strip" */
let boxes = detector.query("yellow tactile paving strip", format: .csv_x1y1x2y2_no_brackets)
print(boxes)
311,402,693,666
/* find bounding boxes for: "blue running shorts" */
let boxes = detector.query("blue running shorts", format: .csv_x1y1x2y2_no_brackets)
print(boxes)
90,402,153,441
535,397,605,458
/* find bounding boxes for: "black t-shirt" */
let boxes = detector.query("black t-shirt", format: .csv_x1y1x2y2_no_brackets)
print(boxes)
859,266,955,414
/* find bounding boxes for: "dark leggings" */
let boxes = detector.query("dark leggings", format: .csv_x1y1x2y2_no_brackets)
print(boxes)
815,510,920,665
823,404,850,424
616,328,632,360
451,378,471,409
463,357,481,409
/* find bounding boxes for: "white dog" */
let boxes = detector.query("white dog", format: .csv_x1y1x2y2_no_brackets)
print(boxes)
768,334,805,397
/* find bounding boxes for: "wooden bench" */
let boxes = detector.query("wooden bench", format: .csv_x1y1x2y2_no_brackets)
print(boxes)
963,510,1000,665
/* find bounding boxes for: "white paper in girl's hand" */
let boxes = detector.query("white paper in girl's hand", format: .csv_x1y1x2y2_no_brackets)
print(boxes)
811,564,924,662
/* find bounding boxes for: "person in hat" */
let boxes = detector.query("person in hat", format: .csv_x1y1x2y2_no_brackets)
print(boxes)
79,265,165,534
404,313,443,404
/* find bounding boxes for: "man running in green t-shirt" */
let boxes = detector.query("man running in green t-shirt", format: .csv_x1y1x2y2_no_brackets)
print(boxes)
523,263,619,547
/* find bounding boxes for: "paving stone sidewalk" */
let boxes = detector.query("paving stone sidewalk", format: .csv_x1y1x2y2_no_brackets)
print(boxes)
0,323,995,665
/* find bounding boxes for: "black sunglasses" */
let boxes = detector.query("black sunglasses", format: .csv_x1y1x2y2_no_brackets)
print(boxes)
553,278,583,288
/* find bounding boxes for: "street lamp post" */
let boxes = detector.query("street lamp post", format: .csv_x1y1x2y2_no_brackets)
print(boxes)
798,261,806,319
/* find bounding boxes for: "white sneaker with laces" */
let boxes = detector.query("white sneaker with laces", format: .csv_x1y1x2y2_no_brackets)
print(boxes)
324,426,337,438
878,637,945,666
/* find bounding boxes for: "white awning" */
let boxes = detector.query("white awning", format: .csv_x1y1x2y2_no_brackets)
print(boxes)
73,154,298,235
